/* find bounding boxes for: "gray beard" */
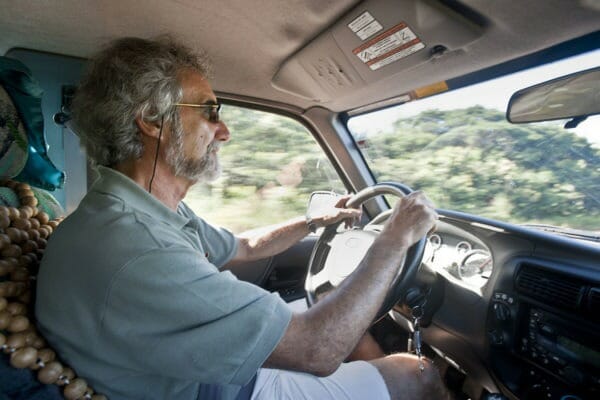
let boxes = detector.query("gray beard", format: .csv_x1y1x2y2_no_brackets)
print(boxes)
167,116,222,183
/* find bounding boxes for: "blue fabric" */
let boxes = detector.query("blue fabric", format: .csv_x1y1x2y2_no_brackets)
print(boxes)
0,353,63,400
0,56,64,190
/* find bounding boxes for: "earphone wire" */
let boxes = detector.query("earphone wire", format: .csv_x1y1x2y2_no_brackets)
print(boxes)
148,115,164,194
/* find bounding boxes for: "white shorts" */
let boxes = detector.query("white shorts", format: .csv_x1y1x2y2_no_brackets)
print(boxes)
250,361,391,400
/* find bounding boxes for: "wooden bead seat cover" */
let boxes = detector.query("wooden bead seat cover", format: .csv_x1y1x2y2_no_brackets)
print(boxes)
0,184,107,400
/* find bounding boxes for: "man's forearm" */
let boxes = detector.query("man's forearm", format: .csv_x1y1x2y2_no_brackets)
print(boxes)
228,216,311,265
265,236,407,375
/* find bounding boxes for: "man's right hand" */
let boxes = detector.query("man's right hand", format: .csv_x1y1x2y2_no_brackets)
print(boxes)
379,191,438,250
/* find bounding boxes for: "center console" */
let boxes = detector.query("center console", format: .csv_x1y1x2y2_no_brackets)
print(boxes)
487,261,600,400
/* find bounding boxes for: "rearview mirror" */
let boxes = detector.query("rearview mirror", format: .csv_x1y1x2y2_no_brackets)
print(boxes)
507,67,600,127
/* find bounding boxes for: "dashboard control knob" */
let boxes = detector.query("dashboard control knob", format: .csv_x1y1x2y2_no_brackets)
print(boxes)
488,330,504,346
493,302,511,321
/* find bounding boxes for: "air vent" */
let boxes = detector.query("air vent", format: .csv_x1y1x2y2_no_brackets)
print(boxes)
515,264,585,311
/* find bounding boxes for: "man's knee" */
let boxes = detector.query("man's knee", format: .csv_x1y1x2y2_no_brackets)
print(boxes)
369,353,449,400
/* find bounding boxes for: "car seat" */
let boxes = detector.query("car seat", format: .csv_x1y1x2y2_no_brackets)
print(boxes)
0,56,106,400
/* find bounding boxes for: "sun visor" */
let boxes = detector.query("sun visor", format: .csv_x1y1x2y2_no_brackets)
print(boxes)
272,0,484,103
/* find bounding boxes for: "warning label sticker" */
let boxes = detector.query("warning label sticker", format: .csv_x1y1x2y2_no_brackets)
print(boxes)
352,23,425,71
348,11,383,40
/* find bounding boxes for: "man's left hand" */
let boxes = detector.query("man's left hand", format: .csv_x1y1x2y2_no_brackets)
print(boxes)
311,195,362,229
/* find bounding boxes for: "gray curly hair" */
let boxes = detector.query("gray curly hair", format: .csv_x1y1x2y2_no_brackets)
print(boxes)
71,36,211,166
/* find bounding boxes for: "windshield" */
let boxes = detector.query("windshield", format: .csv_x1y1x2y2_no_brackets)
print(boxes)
347,50,600,233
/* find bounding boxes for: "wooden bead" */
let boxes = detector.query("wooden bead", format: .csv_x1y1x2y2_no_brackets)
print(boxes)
0,233,10,250
57,367,75,385
12,282,27,297
6,227,22,243
38,226,50,239
8,207,20,221
2,244,22,258
0,332,5,347
64,378,88,400
0,206,9,218
0,310,11,329
35,248,45,260
27,229,41,241
4,180,17,189
0,297,6,311
41,224,54,234
20,206,36,219
8,315,30,332
23,330,39,345
4,332,26,353
36,212,50,225
33,348,56,369
17,290,32,305
10,346,37,368
17,191,35,201
15,182,31,192
0,215,10,230
31,334,46,349
38,361,64,384
6,302,27,315
11,267,30,282
0,282,9,297
48,220,60,229
0,282,15,297
29,217,40,229
20,196,38,207
13,218,31,231
21,239,38,254
0,261,11,277
18,254,33,267
4,257,18,268
83,388,95,399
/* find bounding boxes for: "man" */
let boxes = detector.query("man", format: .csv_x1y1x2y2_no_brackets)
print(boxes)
36,37,449,399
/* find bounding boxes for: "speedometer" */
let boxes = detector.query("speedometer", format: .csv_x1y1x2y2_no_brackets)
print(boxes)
458,249,493,287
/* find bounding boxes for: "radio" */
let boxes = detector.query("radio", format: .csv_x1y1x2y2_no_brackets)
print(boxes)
517,308,600,394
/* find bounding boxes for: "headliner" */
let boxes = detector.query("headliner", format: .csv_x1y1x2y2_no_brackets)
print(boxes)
1,0,599,112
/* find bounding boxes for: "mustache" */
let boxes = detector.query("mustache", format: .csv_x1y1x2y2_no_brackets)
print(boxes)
206,141,221,153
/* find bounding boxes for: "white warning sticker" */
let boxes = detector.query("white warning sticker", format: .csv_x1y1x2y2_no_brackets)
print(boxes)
348,11,383,40
353,23,425,71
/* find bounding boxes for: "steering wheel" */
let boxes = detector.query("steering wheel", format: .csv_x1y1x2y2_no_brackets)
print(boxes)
304,182,427,321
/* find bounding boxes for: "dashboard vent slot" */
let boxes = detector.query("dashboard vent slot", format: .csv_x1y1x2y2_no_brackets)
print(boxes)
515,264,584,311
588,288,600,312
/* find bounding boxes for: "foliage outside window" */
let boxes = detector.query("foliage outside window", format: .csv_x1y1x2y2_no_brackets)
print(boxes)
348,51,600,232
183,106,345,232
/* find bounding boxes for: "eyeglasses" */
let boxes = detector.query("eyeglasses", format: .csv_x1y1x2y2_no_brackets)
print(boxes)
173,103,221,123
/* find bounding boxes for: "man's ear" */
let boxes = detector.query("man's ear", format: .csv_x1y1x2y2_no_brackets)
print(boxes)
135,116,163,139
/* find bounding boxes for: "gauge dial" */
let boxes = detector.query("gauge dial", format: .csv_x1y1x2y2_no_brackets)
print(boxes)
428,234,442,249
456,241,472,254
458,249,493,287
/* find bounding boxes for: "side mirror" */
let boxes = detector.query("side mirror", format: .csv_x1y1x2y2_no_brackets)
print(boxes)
507,66,600,128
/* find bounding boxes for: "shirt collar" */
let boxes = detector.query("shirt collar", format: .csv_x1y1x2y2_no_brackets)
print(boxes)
89,166,191,230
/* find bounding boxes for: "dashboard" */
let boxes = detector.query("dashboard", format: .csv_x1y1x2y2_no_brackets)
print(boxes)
396,214,600,400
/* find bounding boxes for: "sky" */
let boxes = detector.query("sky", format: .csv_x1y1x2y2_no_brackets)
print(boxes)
349,49,600,147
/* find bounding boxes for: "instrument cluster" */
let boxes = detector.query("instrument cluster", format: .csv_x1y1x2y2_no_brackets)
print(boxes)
424,232,493,288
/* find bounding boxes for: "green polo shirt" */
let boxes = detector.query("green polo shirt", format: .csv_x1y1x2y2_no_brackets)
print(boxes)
36,166,292,400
